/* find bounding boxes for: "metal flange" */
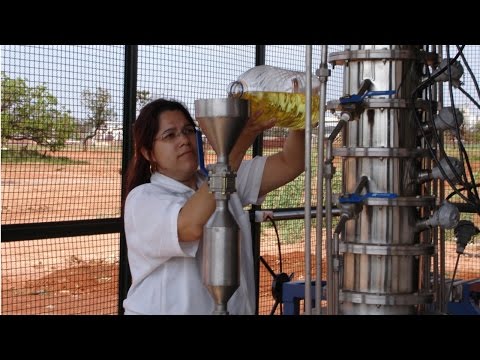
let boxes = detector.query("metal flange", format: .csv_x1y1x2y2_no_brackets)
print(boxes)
332,147,431,159
339,243,434,256
340,291,433,305
327,98,432,111
328,49,418,66
363,195,436,207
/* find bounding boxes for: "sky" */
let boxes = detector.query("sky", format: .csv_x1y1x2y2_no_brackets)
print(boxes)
1,45,341,124
2,45,480,128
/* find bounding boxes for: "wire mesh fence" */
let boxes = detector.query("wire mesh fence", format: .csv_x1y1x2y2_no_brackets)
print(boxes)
1,45,479,315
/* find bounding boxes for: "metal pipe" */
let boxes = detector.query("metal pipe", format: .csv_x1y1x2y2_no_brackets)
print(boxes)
431,44,439,314
330,114,349,140
354,175,369,194
255,208,341,221
437,44,447,313
304,45,313,315
251,44,265,315
325,137,335,314
344,45,351,98
332,232,340,314
325,114,347,315
315,45,329,315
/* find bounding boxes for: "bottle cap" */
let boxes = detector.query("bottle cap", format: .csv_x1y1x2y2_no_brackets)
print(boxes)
227,80,245,98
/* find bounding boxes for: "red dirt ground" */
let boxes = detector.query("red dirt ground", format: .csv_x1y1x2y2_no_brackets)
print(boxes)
2,148,479,315
2,236,478,315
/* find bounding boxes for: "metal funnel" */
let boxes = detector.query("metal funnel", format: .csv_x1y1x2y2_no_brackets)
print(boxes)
194,98,250,163
194,97,250,314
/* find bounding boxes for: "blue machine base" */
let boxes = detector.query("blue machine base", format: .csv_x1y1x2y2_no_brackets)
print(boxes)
447,279,480,315
282,279,480,315
282,280,327,315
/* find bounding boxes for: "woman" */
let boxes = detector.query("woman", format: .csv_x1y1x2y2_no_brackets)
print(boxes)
123,98,305,314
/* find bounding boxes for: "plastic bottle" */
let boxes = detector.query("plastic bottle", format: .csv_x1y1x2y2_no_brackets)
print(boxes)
228,65,321,129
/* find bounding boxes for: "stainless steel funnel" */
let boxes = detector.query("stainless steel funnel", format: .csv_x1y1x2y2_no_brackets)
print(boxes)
195,98,250,163
194,97,249,314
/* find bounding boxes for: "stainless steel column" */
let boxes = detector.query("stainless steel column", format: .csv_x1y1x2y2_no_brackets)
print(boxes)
328,46,433,314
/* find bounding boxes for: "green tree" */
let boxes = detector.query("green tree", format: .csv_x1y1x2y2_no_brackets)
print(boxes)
81,87,117,150
136,89,152,110
468,116,480,144
1,72,76,152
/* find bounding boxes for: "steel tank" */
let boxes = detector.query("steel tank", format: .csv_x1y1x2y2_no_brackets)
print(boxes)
328,45,434,314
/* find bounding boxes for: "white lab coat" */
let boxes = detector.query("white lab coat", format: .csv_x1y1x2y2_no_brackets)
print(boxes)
123,156,266,315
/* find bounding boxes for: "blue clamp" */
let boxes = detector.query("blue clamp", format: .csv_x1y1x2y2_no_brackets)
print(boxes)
195,129,208,177
366,192,398,199
340,90,396,104
338,193,364,203
339,192,398,203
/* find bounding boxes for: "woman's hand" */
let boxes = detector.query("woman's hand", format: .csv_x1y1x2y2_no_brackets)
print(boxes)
242,110,276,137
229,110,277,170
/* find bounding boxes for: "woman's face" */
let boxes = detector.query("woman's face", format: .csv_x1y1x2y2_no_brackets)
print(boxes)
149,110,198,185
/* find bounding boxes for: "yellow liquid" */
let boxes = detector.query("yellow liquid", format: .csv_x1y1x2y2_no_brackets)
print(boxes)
241,91,320,129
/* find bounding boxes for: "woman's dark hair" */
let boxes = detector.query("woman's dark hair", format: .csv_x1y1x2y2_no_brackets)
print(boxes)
123,98,196,206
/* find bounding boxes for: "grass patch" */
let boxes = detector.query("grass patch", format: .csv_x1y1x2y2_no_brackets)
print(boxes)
1,149,88,165
263,175,307,244
444,144,480,161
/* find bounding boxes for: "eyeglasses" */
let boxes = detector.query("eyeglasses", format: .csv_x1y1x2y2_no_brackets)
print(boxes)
155,125,197,142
